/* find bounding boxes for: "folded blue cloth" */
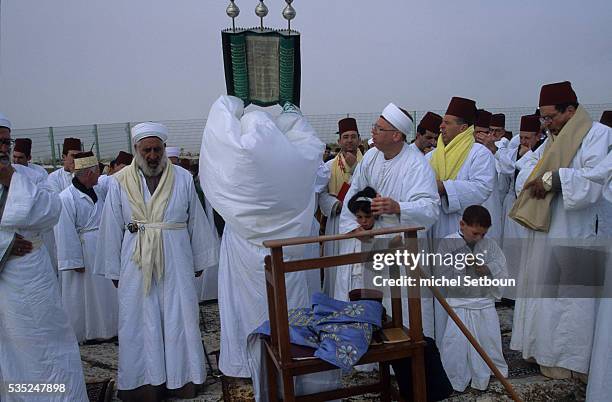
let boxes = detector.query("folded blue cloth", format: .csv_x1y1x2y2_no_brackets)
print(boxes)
252,292,383,372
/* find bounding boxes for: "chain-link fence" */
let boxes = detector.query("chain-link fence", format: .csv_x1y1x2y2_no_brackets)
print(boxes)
13,103,612,166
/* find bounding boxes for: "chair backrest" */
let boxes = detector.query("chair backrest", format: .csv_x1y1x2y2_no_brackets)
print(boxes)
263,226,425,365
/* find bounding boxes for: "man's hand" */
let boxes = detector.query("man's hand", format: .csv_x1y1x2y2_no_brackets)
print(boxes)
371,194,400,216
112,280,119,288
436,180,446,196
524,176,548,199
10,234,33,256
518,145,530,157
0,162,15,187
195,270,203,278
475,264,491,277
343,151,358,168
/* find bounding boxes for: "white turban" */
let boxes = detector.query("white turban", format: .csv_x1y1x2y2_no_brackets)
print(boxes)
166,146,180,158
381,103,413,137
0,112,11,130
131,122,168,144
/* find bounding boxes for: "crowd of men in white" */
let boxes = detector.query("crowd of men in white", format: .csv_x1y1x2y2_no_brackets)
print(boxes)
0,80,611,402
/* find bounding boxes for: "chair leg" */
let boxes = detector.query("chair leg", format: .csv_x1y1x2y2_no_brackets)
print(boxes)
266,352,279,402
281,370,296,402
411,349,427,402
380,362,392,402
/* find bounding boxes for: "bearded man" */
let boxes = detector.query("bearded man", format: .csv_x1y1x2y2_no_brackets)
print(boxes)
95,122,219,401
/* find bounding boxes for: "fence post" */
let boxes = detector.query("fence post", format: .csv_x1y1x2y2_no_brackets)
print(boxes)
126,122,132,151
93,124,101,160
48,127,57,168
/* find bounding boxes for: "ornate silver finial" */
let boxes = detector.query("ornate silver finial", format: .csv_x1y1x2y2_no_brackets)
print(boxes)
282,0,296,32
255,0,268,30
226,0,240,31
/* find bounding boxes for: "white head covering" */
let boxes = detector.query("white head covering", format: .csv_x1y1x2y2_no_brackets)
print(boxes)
166,146,180,158
0,112,12,130
381,103,413,136
131,122,168,144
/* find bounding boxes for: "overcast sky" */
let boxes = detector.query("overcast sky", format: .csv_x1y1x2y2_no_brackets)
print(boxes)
1,0,611,128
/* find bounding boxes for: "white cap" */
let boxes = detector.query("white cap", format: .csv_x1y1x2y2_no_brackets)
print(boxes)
131,122,168,144
166,146,180,158
381,103,413,136
0,112,12,130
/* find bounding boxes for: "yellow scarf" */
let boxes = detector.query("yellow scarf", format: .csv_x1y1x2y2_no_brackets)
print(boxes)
429,126,475,180
329,150,363,195
509,105,593,232
115,159,175,294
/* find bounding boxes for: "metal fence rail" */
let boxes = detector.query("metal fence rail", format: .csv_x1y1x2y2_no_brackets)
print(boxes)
13,103,612,166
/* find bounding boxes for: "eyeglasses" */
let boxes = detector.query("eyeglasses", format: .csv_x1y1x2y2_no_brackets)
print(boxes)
371,124,397,133
539,113,559,124
0,138,14,146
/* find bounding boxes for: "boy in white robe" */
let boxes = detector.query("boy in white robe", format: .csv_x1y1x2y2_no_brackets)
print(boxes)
55,151,118,342
334,186,378,301
437,205,508,391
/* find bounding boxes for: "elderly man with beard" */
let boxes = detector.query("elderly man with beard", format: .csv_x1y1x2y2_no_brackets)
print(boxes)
94,122,219,402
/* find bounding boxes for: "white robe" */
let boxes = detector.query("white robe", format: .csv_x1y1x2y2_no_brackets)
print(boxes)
510,121,612,374
0,166,87,402
194,196,221,302
498,137,528,299
318,158,344,296
47,167,73,193
436,232,509,391
339,143,440,338
55,183,118,342
94,166,219,390
426,143,496,244
27,162,49,181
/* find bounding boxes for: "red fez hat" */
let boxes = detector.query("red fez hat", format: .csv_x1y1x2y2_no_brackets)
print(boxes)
600,111,612,128
14,138,32,157
115,151,133,166
539,81,578,107
520,115,541,133
445,97,476,123
418,112,442,134
74,151,94,159
475,109,492,128
62,137,82,155
490,113,505,128
338,117,358,134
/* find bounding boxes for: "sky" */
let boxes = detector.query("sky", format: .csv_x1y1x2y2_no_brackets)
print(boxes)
1,0,611,128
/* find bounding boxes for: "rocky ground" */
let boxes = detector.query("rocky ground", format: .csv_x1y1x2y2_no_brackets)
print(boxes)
82,302,586,402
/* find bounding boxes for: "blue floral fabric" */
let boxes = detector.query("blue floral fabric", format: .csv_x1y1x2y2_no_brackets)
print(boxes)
252,292,383,372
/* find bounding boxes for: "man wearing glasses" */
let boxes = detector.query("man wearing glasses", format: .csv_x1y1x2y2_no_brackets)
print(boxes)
0,112,89,401
510,81,612,381
339,103,440,337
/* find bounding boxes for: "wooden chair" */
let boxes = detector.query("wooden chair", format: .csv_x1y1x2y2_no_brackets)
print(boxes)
262,226,427,402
